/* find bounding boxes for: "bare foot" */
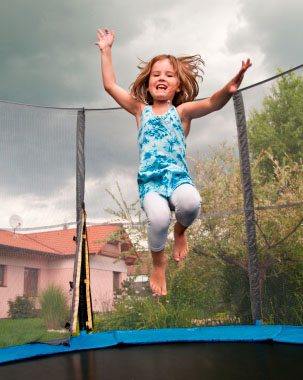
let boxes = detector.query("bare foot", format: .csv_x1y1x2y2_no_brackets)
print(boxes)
174,221,189,262
150,249,167,296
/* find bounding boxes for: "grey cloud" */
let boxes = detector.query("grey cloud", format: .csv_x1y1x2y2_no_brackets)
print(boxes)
226,0,303,72
0,0,181,107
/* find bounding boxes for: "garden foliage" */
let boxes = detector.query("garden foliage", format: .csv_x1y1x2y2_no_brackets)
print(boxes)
8,295,37,319
40,285,69,330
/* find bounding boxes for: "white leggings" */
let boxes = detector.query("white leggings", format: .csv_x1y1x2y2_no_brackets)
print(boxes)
143,184,202,252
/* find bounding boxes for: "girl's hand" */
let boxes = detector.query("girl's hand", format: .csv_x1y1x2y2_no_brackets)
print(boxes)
228,59,252,94
95,28,115,51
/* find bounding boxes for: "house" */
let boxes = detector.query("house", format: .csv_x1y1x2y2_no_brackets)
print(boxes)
0,224,138,319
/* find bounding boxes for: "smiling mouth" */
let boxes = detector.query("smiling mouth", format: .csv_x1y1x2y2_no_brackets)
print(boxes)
156,85,167,90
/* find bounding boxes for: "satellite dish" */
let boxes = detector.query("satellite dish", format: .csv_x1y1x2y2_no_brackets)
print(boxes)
9,215,23,233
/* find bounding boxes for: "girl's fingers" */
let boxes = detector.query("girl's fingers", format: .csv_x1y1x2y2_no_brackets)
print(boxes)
96,27,114,48
245,59,252,69
97,28,114,40
97,29,105,39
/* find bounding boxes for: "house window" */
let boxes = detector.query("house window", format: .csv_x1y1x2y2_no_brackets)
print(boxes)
24,268,38,296
0,265,6,287
113,272,121,292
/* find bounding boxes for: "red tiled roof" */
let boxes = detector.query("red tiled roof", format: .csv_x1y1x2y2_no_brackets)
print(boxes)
0,224,125,257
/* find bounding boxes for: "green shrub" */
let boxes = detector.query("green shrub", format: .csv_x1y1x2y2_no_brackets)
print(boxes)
168,253,224,318
8,295,37,319
95,296,195,331
95,252,238,332
40,285,69,330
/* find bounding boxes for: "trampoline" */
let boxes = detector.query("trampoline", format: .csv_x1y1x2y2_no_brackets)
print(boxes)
0,341,302,380
1,326,303,379
1,64,303,376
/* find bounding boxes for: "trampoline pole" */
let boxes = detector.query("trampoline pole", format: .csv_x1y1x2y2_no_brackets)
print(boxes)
70,108,87,335
233,91,263,324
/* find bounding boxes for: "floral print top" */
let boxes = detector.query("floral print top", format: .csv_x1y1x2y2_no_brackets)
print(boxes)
137,105,195,209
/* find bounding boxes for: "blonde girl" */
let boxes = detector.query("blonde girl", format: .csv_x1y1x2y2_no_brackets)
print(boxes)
95,27,252,296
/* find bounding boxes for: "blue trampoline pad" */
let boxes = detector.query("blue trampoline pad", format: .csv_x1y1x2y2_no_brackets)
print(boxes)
0,325,303,365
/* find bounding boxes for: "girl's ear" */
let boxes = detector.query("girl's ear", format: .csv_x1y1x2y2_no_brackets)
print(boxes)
176,79,181,93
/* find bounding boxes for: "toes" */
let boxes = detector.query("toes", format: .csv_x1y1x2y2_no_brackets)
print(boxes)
150,281,156,294
150,281,161,296
180,249,188,260
150,282,167,296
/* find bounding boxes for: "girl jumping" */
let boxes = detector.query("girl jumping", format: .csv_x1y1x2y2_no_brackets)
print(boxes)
95,28,252,297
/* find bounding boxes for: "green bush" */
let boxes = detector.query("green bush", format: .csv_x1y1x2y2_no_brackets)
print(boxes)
95,296,194,331
8,295,37,319
168,254,223,316
94,251,240,332
40,285,69,330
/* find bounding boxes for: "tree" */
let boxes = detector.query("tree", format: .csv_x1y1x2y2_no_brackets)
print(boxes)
189,144,303,323
247,70,303,176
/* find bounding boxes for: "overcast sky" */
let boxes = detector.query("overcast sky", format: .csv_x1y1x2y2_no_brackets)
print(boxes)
0,0,302,229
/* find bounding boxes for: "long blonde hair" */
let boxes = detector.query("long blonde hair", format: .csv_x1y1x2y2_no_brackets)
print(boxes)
130,54,205,106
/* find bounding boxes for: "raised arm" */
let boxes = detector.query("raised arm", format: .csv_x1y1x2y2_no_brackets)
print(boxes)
180,59,252,121
95,28,142,116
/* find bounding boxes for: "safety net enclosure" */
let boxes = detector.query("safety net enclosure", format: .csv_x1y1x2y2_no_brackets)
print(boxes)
241,66,303,326
0,102,79,348
0,65,303,365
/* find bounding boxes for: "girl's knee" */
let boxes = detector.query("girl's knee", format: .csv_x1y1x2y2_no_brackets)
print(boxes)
183,194,201,213
173,185,202,226
144,192,171,229
177,203,200,227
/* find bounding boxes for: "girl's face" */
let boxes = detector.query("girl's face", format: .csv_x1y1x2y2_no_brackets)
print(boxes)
148,59,180,103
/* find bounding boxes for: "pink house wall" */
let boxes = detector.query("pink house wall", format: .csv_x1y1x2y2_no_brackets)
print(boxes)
0,253,74,318
0,260,24,318
0,252,128,318
90,255,127,313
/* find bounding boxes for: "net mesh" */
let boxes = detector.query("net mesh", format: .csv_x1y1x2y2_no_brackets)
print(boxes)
0,66,302,350
0,103,78,347
243,67,303,325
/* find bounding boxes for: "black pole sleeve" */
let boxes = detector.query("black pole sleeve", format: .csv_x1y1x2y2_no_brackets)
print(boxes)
70,108,86,335
76,108,85,240
233,91,262,323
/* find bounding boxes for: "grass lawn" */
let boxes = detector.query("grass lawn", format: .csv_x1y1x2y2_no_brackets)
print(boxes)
0,318,69,348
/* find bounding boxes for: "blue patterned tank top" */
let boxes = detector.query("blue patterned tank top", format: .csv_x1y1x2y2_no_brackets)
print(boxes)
137,105,195,209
